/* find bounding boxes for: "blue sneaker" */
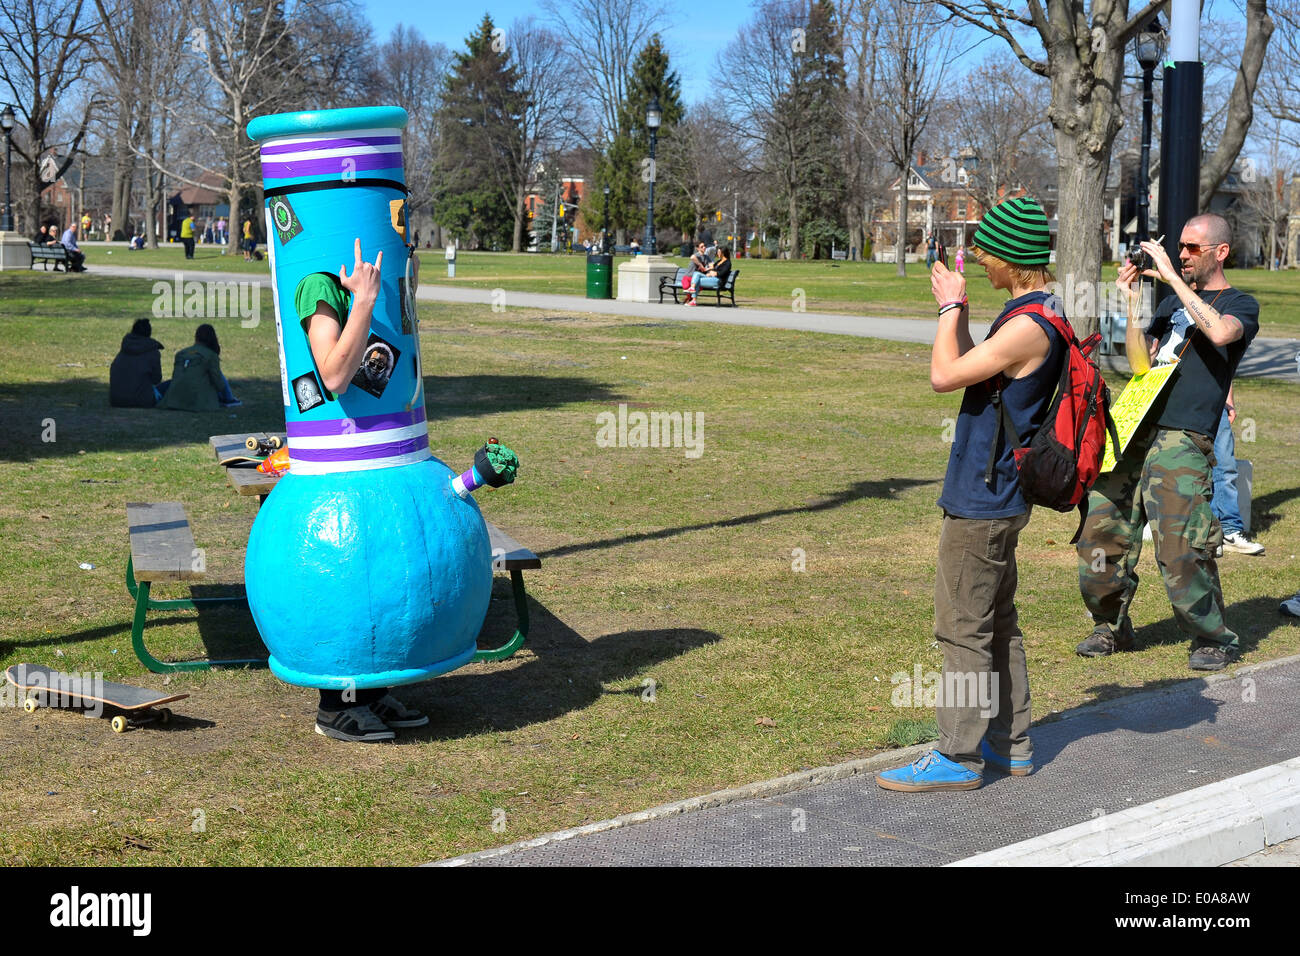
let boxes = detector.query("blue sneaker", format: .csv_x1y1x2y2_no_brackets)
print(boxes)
981,739,1033,776
875,750,982,792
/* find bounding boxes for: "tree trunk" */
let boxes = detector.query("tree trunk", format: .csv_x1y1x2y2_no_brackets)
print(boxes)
112,101,134,239
1054,131,1111,340
511,186,525,253
787,190,798,259
1199,0,1274,210
895,171,908,277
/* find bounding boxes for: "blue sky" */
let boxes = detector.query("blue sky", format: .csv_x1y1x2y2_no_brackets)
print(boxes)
364,0,1251,106
363,1,761,103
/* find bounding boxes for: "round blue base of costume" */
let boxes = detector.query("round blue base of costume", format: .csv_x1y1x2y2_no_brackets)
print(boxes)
244,458,491,689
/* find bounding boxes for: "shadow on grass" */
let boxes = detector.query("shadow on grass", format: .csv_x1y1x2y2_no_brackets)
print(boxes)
1249,485,1300,534
539,477,938,559
0,373,625,462
407,597,720,741
1129,594,1286,656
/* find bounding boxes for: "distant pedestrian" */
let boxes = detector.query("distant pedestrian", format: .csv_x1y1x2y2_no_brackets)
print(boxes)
242,217,256,260
926,233,937,268
180,214,195,258
955,246,965,273
216,217,227,244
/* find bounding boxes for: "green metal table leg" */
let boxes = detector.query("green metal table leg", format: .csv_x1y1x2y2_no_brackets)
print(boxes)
126,558,267,672
473,569,529,662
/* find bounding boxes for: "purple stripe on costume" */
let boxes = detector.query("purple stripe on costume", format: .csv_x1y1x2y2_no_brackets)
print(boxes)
260,153,402,179
260,135,402,156
291,434,430,463
287,409,426,438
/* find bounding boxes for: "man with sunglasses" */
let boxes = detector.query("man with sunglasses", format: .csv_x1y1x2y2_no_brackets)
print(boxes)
1076,213,1259,671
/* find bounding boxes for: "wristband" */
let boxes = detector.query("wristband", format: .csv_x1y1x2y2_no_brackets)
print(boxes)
938,298,967,315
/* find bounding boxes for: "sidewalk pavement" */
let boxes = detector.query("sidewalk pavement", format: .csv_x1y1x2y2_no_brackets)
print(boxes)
85,263,1300,382
433,654,1300,866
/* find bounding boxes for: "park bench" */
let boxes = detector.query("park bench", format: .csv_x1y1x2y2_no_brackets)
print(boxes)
125,502,264,673
29,243,70,271
657,267,740,306
125,498,540,673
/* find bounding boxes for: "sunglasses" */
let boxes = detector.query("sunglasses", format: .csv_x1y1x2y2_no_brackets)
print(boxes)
1177,241,1225,255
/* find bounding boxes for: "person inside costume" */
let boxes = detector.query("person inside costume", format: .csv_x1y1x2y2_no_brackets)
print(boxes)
294,238,430,743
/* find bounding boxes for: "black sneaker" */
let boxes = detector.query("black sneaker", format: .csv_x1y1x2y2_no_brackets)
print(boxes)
315,704,396,742
369,693,428,729
1075,621,1135,657
1189,644,1238,671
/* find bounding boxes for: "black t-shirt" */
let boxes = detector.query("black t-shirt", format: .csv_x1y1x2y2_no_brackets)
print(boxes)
712,258,732,282
1146,286,1259,437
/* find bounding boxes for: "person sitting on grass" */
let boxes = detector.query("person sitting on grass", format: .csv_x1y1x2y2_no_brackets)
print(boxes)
109,319,166,408
157,324,242,412
684,246,731,306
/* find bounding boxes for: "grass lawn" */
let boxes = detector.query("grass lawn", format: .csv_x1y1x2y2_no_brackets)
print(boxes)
2,271,1299,865
80,244,1300,337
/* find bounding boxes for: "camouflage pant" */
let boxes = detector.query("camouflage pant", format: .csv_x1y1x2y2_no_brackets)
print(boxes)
1076,426,1236,648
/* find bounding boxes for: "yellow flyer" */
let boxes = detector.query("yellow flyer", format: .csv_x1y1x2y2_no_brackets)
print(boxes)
1101,363,1180,472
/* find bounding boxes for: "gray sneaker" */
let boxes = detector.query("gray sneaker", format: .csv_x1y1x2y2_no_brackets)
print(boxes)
1189,644,1238,671
369,693,429,729
315,704,396,742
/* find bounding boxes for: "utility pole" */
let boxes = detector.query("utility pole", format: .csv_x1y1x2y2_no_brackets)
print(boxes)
550,180,559,253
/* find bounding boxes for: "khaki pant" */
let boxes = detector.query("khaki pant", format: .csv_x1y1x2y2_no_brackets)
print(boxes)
934,511,1033,773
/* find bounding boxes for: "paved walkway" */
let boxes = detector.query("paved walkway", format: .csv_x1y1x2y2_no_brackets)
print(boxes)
435,655,1300,866
85,263,1300,381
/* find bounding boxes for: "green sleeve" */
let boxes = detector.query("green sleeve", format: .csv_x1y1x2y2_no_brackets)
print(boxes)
294,273,350,330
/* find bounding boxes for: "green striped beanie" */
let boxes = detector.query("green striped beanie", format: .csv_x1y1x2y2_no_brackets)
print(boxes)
972,196,1051,265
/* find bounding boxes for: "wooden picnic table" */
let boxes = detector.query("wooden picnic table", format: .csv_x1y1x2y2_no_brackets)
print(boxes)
206,431,540,658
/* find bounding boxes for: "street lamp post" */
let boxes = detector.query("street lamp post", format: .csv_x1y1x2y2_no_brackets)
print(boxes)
1,105,16,233
602,184,610,254
1134,18,1166,247
644,96,661,256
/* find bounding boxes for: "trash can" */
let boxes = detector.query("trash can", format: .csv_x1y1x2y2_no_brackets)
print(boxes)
586,253,612,299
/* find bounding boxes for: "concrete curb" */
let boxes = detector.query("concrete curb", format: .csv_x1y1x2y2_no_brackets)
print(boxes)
949,757,1300,867
430,652,1300,867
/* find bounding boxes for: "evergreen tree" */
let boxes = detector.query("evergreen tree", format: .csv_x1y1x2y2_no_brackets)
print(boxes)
769,0,848,258
432,15,524,249
590,35,684,244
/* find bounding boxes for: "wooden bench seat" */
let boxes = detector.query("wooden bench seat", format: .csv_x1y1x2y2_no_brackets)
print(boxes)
29,243,70,271
125,502,265,673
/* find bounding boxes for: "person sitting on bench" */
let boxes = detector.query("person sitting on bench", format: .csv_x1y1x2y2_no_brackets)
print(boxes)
685,246,731,306
33,222,61,247
59,223,87,272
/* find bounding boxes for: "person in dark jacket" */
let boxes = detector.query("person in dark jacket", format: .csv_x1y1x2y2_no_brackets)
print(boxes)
157,324,242,411
109,319,166,407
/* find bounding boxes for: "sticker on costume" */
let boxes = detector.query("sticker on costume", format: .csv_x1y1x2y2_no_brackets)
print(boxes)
350,333,401,398
270,196,304,245
292,371,326,413
397,276,414,335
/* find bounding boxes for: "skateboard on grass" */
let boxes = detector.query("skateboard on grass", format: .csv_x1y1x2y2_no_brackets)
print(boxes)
5,663,189,733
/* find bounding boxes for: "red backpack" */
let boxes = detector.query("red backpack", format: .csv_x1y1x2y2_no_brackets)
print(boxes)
986,301,1120,541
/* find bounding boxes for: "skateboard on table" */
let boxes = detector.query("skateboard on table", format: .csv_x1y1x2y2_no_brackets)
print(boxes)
5,663,189,733
220,434,283,467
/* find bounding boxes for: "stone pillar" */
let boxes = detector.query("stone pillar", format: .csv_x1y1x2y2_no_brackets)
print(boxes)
616,255,680,303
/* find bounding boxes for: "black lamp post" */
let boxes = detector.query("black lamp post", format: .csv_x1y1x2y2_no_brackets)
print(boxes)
1,105,15,233
602,184,610,253
644,96,661,255
1134,18,1165,247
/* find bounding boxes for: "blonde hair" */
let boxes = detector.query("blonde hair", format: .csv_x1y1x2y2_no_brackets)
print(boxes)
969,245,1054,287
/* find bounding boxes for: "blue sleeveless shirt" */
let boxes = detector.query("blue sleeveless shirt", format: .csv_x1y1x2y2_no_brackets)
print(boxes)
936,291,1067,519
